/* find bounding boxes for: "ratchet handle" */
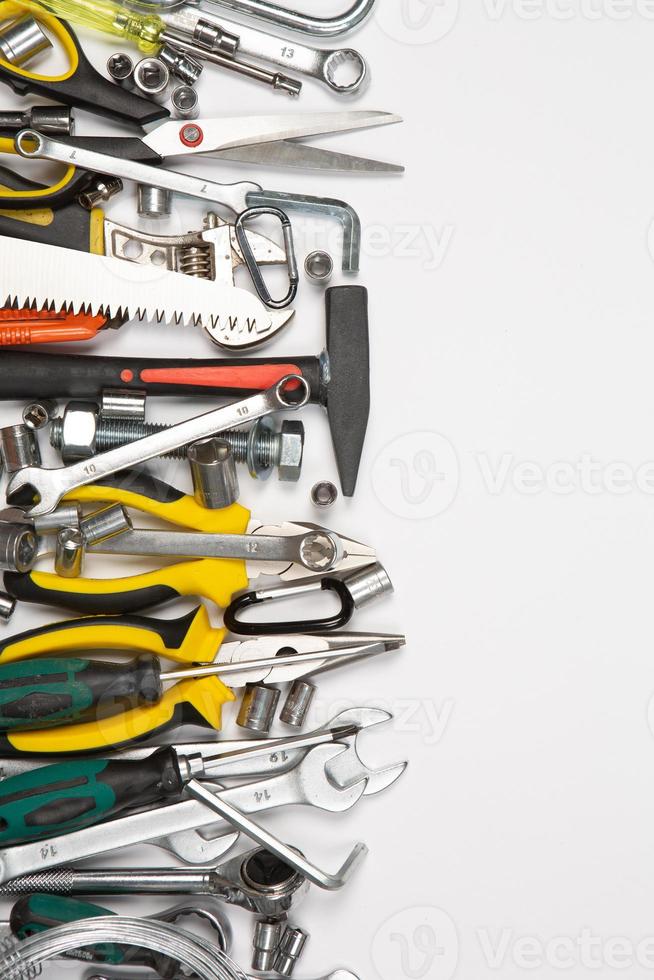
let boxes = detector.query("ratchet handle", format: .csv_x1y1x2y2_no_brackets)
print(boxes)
0,749,181,844
0,655,162,730
0,351,323,403
4,559,249,614
0,606,224,665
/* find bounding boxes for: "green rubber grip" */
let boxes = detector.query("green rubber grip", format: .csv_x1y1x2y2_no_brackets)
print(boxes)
0,655,163,730
0,749,182,844
10,894,166,968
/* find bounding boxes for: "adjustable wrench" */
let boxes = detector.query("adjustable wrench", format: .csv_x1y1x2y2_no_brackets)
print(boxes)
6,376,309,517
0,744,372,881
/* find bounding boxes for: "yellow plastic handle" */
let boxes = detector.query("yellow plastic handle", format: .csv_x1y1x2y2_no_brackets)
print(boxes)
0,133,77,203
6,676,234,753
29,0,163,52
0,0,79,80
27,558,250,611
65,486,252,534
0,605,225,665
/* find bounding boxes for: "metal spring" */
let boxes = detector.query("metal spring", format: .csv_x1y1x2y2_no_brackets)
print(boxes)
177,244,213,278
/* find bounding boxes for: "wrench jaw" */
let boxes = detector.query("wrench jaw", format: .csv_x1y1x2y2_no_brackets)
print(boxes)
323,709,408,796
6,467,60,518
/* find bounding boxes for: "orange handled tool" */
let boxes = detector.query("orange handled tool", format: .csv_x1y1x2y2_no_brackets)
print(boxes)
0,307,112,345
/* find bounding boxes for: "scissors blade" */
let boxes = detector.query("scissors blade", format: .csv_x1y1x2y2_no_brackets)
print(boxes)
205,140,405,174
144,111,403,158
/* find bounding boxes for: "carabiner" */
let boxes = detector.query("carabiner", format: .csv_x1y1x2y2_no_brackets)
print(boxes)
235,206,299,310
223,562,392,635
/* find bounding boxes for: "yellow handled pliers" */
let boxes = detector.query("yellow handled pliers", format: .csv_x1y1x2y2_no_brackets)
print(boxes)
3,471,376,615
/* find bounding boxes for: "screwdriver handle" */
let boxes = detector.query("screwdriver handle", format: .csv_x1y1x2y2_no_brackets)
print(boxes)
0,606,224,666
10,893,177,969
4,559,249,615
0,655,162,730
39,0,164,50
0,749,182,844
2,675,233,755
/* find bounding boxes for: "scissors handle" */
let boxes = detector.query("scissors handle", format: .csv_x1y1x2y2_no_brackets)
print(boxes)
0,2,167,126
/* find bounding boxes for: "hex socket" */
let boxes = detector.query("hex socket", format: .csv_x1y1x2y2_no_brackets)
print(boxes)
55,528,85,579
0,525,38,573
0,424,41,473
189,438,239,510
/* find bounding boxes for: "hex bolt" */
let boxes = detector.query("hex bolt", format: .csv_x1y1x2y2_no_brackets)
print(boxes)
49,407,304,481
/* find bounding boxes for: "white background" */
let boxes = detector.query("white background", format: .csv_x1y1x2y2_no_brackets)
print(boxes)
3,1,654,978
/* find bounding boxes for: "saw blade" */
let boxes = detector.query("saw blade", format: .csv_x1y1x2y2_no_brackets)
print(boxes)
0,236,294,350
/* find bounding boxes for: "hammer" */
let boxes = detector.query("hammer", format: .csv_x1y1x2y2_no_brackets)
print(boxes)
0,287,370,497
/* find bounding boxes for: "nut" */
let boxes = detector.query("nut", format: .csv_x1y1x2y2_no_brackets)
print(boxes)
58,401,99,463
277,420,304,482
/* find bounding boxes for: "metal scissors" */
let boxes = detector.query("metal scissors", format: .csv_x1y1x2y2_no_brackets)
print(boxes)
0,109,404,211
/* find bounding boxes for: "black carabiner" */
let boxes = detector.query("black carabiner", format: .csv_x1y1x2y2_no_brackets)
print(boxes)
235,206,299,310
223,576,357,636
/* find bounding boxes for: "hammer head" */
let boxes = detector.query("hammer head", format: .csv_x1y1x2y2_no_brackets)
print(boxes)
324,286,370,497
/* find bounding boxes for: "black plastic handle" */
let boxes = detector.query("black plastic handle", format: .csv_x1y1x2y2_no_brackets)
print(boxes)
223,577,356,635
0,20,168,127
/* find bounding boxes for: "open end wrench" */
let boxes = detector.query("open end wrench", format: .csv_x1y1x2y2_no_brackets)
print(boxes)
7,376,309,517
0,746,367,880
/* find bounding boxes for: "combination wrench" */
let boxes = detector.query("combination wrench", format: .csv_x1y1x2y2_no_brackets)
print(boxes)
159,7,369,94
0,744,375,883
6,376,309,517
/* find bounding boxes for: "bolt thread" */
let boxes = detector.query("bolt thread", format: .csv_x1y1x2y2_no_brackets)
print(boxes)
50,417,279,467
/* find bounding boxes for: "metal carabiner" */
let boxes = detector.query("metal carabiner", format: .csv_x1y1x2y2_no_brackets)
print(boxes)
223,562,393,635
201,0,376,36
235,206,299,310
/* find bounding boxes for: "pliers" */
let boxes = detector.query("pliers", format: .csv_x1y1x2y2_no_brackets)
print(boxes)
3,471,376,614
0,602,401,754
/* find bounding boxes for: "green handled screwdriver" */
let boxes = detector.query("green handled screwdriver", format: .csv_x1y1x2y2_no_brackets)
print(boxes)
0,723,358,845
0,641,384,731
